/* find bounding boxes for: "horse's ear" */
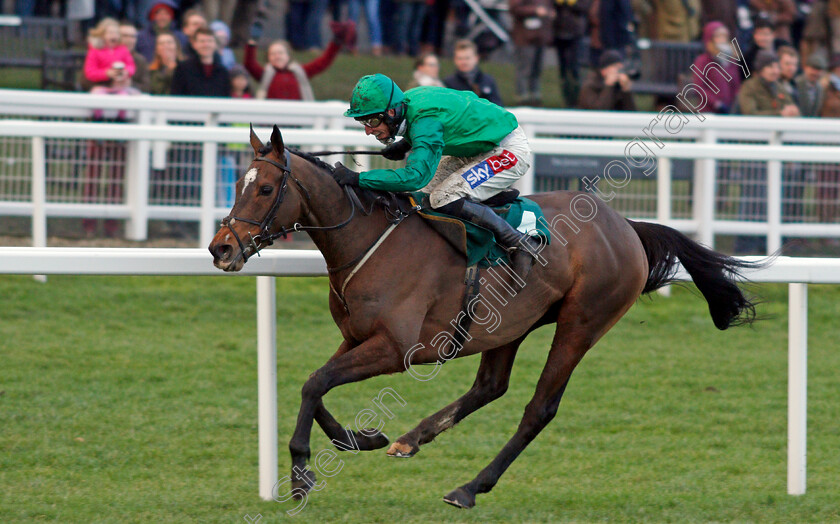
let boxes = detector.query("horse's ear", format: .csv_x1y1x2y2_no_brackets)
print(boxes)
270,124,284,156
249,124,262,156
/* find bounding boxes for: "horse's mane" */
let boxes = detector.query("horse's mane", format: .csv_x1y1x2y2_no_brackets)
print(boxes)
256,144,336,174
282,146,415,215
286,147,390,205
288,148,336,174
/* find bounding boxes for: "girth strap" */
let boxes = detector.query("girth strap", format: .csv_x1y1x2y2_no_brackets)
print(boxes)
329,220,402,312
452,264,481,353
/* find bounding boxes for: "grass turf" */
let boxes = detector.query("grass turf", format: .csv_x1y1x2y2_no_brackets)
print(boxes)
1,275,838,523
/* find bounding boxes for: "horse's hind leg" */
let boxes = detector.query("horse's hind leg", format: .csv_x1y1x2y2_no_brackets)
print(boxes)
387,339,522,458
442,288,636,509
442,329,584,508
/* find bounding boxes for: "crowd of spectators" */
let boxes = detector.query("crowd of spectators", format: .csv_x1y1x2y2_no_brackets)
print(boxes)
67,2,361,99
14,0,840,115
9,0,840,245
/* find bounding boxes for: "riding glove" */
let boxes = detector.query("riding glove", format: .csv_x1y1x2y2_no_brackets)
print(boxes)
334,163,360,186
381,139,412,161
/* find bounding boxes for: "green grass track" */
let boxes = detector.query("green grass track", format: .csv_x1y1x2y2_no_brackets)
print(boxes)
1,275,838,522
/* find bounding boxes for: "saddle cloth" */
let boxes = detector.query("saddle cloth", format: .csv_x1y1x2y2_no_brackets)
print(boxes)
408,191,551,268
348,186,551,268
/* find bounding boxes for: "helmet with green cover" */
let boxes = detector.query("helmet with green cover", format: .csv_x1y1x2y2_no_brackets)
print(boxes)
345,74,405,118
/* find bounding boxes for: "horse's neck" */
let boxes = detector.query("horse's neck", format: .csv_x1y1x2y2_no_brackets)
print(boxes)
298,168,387,270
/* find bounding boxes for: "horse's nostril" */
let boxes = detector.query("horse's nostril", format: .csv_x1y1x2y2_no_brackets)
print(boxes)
212,243,233,261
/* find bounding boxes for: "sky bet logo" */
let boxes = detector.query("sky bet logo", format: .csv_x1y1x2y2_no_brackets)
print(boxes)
461,150,518,189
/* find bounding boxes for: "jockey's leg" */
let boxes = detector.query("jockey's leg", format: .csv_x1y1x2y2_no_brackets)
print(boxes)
427,127,539,281
436,198,540,282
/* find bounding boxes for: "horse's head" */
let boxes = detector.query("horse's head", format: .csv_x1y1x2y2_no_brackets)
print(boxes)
209,125,306,271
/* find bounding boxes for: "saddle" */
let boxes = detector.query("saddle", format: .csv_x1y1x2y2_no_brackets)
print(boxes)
349,186,525,265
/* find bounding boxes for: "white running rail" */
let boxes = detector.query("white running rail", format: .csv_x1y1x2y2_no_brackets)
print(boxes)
4,119,840,253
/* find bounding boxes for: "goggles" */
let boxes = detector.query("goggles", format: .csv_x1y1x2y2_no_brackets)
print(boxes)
355,113,386,128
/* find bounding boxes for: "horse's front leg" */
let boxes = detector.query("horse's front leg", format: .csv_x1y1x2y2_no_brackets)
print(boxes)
314,400,390,451
310,340,391,451
288,333,405,494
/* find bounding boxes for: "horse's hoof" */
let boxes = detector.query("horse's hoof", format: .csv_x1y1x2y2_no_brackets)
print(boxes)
443,487,475,509
386,440,419,458
334,429,390,452
357,429,390,451
290,467,317,498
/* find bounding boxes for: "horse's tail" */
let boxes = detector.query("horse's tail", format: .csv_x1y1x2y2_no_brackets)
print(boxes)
628,219,763,330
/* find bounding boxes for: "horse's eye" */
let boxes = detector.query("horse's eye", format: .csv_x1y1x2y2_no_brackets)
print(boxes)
260,185,274,195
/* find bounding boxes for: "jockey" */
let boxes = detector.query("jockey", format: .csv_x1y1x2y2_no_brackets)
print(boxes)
335,73,539,278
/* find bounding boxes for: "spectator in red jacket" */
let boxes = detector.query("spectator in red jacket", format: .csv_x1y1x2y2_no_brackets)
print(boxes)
244,21,356,100
690,21,742,114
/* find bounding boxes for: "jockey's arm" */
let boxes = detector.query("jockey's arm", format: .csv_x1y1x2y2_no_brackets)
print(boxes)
358,117,445,192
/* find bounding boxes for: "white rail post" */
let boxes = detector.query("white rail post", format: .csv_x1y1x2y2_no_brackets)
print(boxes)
200,114,219,247
788,282,807,495
256,276,278,501
31,136,46,283
695,129,716,248
312,116,327,153
767,132,783,255
328,115,346,154
328,115,344,132
657,156,672,297
357,150,373,172
125,109,151,241
324,115,348,172
151,110,168,170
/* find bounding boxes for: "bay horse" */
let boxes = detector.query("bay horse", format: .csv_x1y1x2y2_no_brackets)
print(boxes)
208,126,758,509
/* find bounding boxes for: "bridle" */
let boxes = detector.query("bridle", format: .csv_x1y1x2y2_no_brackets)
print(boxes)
220,149,358,264
220,147,420,311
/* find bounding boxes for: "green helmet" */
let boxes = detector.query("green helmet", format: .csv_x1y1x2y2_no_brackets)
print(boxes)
344,74,405,118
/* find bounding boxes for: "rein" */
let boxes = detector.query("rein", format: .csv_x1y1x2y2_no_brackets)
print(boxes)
308,150,385,156
221,150,359,265
220,149,418,278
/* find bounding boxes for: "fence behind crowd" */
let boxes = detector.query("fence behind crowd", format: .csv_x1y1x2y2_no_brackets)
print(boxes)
0,16,72,68
2,88,840,253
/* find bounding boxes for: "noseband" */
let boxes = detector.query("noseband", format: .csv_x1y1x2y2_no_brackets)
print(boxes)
220,149,359,263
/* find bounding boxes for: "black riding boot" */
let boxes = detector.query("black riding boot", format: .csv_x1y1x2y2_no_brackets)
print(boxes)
438,198,538,282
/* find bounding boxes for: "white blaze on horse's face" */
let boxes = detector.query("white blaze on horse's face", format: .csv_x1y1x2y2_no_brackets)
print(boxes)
242,168,258,195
